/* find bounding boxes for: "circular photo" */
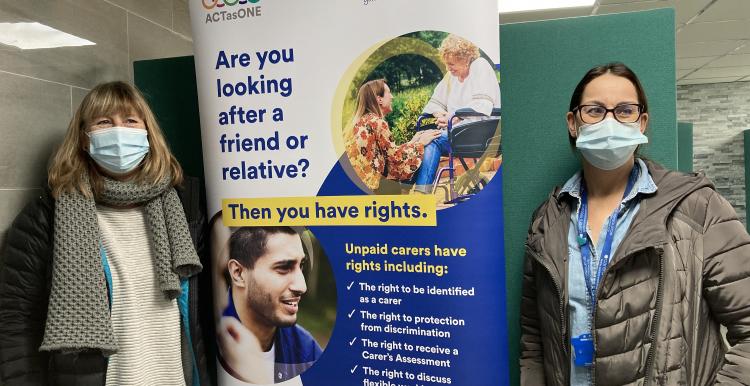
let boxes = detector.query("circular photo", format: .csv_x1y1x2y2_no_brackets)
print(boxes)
332,31,502,206
210,212,336,385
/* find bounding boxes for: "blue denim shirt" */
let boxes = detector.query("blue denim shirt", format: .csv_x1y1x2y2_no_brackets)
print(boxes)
559,159,657,385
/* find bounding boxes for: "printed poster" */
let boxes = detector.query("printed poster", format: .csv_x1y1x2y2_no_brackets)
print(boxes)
189,1,507,384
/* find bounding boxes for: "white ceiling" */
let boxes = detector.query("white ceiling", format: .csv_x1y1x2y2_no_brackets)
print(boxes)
499,0,750,85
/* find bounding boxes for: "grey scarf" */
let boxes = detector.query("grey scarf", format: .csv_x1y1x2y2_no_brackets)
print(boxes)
40,176,202,355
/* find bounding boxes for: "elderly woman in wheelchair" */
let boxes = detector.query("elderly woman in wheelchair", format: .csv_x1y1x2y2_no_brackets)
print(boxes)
413,34,501,197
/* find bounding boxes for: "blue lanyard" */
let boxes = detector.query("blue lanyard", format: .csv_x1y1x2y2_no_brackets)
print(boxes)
577,166,638,306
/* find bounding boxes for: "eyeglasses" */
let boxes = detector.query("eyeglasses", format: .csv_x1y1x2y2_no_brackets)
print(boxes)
573,103,643,124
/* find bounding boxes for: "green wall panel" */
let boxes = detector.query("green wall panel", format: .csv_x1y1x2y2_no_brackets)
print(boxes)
500,9,676,385
134,56,205,180
134,57,216,384
678,122,693,173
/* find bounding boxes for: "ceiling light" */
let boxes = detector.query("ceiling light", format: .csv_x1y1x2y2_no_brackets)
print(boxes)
0,22,95,50
499,0,596,14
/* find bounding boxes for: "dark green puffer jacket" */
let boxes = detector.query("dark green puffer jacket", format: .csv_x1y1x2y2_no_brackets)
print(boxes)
521,161,750,385
0,177,212,386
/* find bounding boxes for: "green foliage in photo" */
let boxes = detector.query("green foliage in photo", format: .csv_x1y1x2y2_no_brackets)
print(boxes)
386,85,435,145
365,54,443,93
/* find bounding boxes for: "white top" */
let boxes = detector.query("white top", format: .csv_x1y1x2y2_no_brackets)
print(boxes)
423,56,501,123
97,205,186,386
218,344,278,385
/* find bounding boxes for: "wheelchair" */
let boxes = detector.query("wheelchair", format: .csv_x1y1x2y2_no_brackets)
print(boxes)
416,107,501,204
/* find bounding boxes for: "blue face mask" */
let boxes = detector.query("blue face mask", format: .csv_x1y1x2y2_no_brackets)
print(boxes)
575,118,648,170
88,127,149,174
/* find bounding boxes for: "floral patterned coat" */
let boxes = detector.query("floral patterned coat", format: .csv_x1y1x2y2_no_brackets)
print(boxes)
346,113,424,190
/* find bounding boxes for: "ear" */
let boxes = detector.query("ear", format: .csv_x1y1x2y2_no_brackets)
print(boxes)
227,259,248,288
566,111,578,139
639,112,649,134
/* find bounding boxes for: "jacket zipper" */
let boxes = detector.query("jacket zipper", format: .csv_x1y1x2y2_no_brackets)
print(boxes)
586,245,664,385
590,241,616,386
643,248,665,385
190,276,199,353
526,245,569,380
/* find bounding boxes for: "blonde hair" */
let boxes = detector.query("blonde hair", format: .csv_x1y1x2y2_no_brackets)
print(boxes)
48,81,183,199
352,79,387,122
439,34,480,63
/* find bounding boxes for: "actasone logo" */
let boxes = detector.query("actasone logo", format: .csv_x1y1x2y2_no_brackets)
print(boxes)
203,0,262,23
203,0,260,10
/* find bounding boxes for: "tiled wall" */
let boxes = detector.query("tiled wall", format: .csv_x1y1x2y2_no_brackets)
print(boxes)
677,81,750,225
0,0,193,247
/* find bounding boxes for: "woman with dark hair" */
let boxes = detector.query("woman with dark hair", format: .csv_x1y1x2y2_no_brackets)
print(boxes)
345,78,440,191
0,81,209,386
520,63,750,385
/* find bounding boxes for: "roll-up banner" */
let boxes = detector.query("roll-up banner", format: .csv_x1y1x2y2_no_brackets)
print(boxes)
189,1,507,384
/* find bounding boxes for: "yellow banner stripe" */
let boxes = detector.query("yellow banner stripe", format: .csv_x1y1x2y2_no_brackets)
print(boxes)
222,195,437,226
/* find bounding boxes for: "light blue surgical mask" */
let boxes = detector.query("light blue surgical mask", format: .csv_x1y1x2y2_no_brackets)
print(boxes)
88,127,149,174
575,118,648,170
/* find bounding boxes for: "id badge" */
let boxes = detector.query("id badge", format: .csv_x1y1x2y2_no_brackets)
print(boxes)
571,333,594,367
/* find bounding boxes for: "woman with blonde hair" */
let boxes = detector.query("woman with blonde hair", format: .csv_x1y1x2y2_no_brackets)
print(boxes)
0,81,209,386
414,34,501,193
346,78,440,191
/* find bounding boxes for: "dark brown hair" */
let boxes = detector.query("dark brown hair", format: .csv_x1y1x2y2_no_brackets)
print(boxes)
568,62,649,147
229,226,299,269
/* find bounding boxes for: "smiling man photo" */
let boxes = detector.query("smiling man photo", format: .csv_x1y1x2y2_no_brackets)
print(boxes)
219,226,322,384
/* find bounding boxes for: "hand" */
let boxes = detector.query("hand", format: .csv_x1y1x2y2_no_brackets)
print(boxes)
436,116,464,129
436,116,449,129
413,129,441,146
217,316,266,383
408,130,423,144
